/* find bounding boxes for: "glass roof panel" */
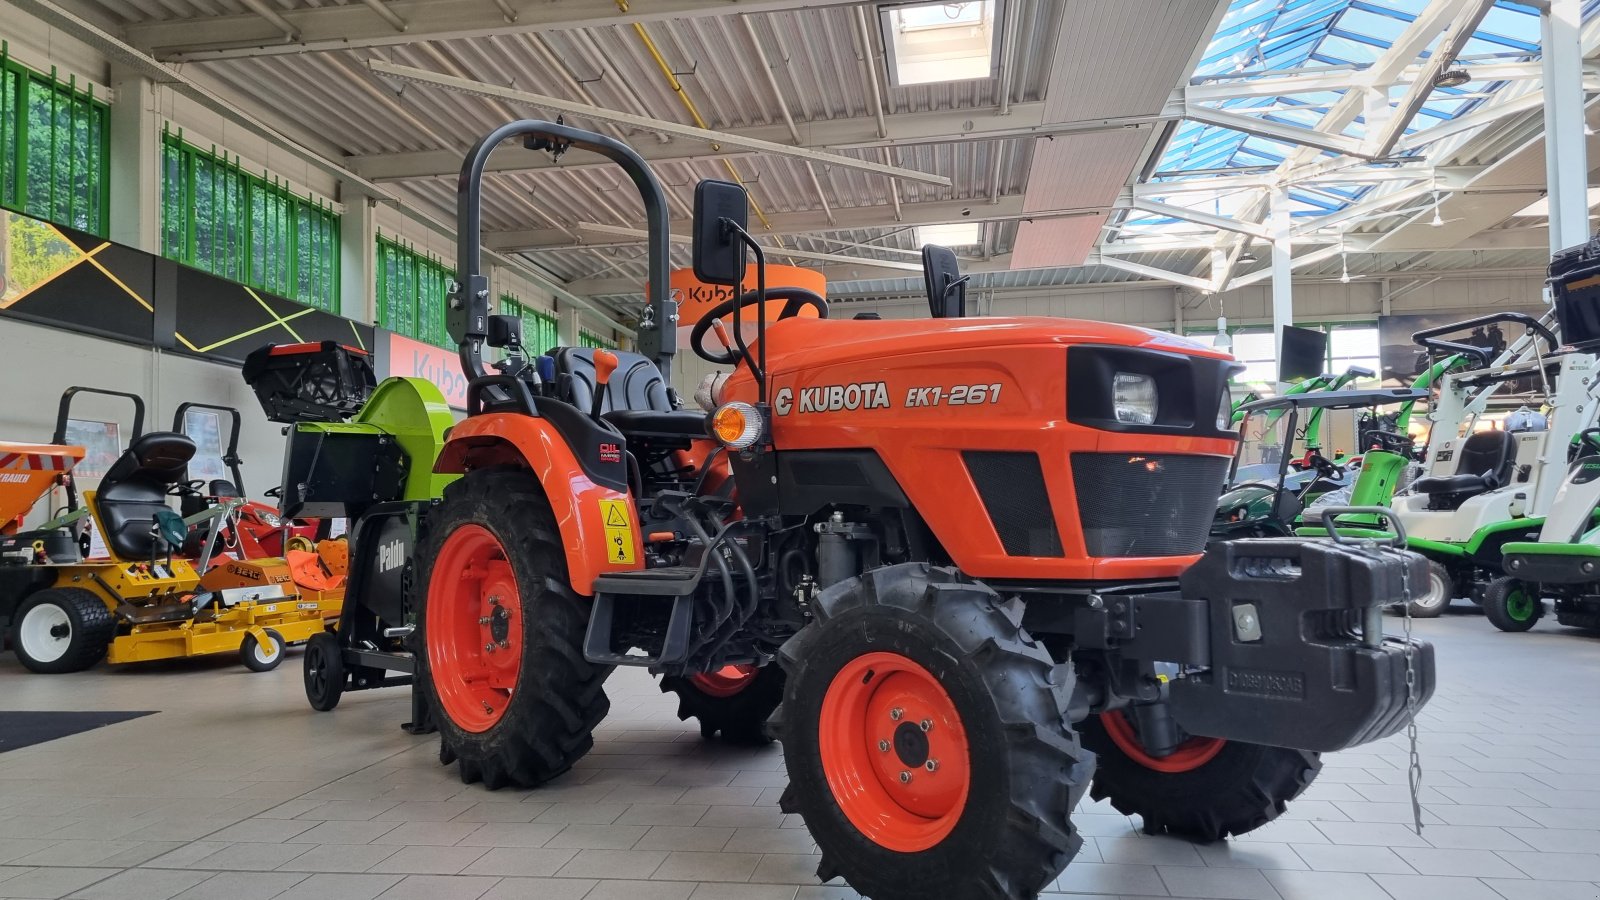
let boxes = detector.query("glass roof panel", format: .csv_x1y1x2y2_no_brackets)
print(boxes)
1129,0,1575,241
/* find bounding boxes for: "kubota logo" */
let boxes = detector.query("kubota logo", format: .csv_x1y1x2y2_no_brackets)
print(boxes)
377,539,407,573
774,382,890,415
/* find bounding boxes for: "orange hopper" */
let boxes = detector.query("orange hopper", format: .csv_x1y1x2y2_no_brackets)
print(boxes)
0,442,85,529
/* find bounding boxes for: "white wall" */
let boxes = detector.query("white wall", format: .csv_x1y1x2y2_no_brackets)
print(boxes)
0,317,288,525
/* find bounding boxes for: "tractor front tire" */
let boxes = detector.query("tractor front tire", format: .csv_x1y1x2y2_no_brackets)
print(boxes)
775,564,1093,900
1483,577,1541,633
10,588,115,674
418,469,612,790
1079,714,1320,842
1406,560,1454,618
660,664,784,743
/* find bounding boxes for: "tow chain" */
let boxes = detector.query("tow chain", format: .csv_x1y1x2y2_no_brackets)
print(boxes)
1399,561,1424,835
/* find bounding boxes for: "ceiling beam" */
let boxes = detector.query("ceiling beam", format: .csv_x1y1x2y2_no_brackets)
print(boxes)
346,102,1174,182
1360,0,1496,158
487,195,1112,251
1128,198,1272,239
126,0,864,62
367,59,951,187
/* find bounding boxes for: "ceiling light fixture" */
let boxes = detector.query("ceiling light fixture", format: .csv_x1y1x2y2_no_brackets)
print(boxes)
1433,68,1471,89
1237,251,1259,264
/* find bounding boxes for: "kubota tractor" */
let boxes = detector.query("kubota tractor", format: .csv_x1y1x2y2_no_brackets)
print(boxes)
417,121,1436,900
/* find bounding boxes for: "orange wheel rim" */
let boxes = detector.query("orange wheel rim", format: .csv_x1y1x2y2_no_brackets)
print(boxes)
690,664,758,698
818,652,971,852
427,524,522,733
1100,711,1225,773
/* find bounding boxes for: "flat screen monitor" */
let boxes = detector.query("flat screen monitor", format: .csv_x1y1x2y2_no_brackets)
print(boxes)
1278,325,1329,384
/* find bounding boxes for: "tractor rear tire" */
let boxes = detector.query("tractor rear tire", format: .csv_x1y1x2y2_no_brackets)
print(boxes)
774,564,1093,900
418,468,612,790
1406,560,1454,618
1483,577,1541,633
1078,713,1319,842
304,631,346,710
660,664,784,744
10,588,115,674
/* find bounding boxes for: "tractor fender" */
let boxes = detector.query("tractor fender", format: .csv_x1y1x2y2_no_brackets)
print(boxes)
434,413,643,594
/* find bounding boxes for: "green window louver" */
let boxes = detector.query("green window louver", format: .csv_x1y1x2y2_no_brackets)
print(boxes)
377,235,453,349
579,329,615,350
0,45,109,236
500,293,560,354
160,130,340,312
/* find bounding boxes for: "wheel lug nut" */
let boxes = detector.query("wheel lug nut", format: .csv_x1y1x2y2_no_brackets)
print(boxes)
925,759,939,772
485,642,496,653
889,708,903,721
478,616,491,625
877,740,890,752
498,640,510,649
898,771,912,784
919,719,933,732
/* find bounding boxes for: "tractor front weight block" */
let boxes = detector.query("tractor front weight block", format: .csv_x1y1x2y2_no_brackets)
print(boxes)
1135,539,1435,754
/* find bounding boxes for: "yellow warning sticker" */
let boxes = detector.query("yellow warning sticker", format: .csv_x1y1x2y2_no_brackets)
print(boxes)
599,498,636,565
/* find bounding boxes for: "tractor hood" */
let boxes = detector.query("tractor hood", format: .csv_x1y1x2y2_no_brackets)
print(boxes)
746,315,1233,375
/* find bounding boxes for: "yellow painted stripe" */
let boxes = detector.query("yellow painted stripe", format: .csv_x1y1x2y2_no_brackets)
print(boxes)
243,286,305,342
80,245,155,312
197,308,315,353
348,319,367,350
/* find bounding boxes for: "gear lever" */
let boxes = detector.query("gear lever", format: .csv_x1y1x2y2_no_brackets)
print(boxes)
592,349,619,420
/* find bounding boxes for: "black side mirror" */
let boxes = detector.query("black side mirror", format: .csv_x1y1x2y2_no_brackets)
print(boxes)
693,179,749,287
487,313,523,350
922,244,968,318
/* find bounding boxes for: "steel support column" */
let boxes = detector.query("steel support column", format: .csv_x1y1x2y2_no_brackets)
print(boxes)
107,64,158,252
1544,0,1589,256
1270,188,1294,371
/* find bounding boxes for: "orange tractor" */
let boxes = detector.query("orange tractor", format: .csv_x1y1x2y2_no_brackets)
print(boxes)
416,121,1436,900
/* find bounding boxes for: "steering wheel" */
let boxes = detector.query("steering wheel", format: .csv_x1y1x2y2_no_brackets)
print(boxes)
690,287,829,365
1304,452,1344,480
1581,428,1600,457
1368,430,1412,454
168,479,207,498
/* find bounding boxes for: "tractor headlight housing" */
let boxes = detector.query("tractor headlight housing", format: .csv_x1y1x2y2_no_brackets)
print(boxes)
1112,373,1158,425
257,511,282,527
711,401,764,450
1218,388,1234,431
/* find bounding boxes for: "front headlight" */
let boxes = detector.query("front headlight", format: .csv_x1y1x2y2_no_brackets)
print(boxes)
1218,389,1234,430
257,511,282,527
1113,372,1158,425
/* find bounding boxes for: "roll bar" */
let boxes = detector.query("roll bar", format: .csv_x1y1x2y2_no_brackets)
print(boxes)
52,387,145,445
172,402,245,493
1412,313,1560,368
453,120,674,385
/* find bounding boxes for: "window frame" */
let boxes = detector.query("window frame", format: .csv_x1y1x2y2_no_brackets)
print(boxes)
376,235,454,349
0,48,110,236
160,130,341,313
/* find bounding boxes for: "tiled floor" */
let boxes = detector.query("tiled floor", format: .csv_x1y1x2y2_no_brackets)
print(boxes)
1,610,1598,900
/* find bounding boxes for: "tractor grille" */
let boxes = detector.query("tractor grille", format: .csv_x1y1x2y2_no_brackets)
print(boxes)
1070,453,1230,558
963,451,1064,557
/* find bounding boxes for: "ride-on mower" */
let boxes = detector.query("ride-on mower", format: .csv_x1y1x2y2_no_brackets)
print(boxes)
410,121,1435,900
0,388,336,673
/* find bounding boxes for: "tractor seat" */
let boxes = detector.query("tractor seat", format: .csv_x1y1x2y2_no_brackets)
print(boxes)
1411,430,1517,510
96,431,196,560
550,347,707,439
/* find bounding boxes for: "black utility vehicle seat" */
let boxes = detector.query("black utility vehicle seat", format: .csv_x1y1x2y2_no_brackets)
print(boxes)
95,432,196,560
1412,429,1517,509
550,347,707,439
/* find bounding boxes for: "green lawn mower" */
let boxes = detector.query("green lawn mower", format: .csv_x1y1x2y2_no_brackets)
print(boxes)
1214,387,1425,540
1486,432,1600,634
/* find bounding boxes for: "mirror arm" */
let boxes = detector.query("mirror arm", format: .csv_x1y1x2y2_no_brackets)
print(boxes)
722,219,769,407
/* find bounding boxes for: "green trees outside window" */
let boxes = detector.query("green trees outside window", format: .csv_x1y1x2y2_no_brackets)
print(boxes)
160,131,340,312
0,48,109,235
377,235,452,348
579,329,616,350
499,293,560,354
